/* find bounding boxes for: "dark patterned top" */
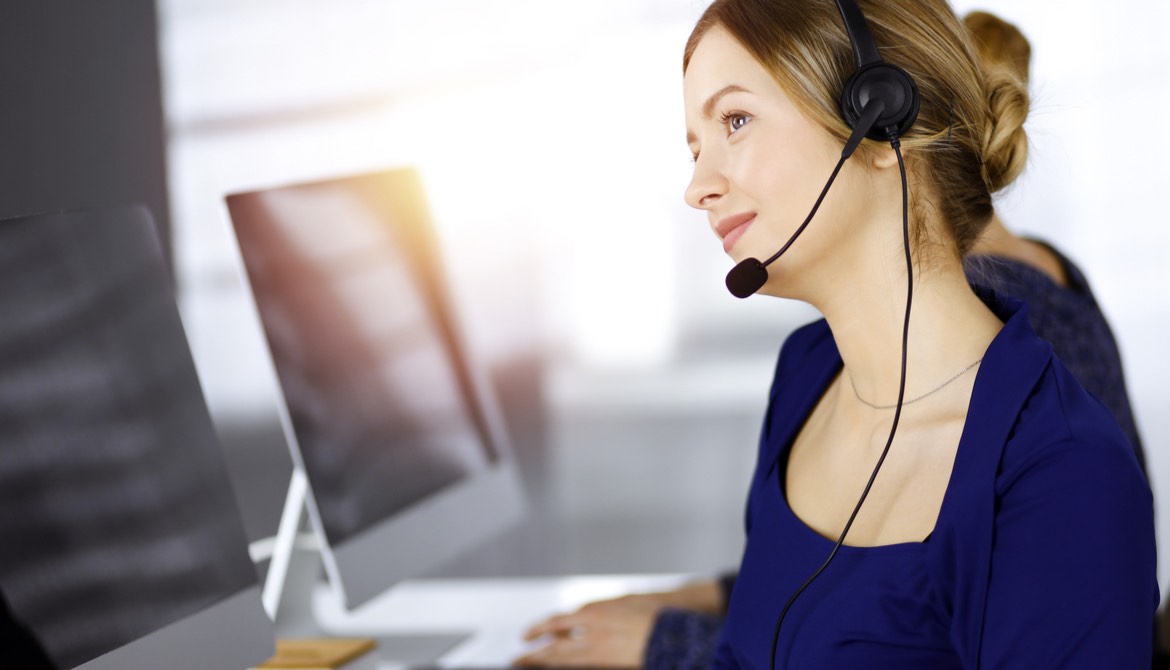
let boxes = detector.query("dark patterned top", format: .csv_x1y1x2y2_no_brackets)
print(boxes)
643,247,1148,669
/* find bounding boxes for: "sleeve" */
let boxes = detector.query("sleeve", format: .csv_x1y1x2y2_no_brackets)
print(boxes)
643,609,725,670
974,439,1157,669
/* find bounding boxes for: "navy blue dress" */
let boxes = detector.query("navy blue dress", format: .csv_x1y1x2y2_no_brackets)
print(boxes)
644,251,1154,670
711,294,1157,669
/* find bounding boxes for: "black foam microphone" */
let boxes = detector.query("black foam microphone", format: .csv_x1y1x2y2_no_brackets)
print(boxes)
725,258,768,300
724,100,885,299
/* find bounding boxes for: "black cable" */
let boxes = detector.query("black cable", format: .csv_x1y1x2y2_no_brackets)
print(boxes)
761,153,850,269
768,132,912,670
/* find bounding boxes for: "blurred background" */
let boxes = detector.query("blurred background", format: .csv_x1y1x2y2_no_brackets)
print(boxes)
159,0,1170,590
5,0,1169,599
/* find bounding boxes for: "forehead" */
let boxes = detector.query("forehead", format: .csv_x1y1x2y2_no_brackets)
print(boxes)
683,26,776,113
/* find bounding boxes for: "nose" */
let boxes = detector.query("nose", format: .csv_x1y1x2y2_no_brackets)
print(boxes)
684,153,728,211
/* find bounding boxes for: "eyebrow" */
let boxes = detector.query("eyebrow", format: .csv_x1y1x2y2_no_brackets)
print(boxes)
703,84,750,118
686,84,751,145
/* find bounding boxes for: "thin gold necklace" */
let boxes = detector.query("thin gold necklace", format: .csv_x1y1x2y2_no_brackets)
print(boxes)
849,358,982,410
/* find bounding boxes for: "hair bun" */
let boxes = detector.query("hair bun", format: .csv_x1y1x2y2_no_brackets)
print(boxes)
980,68,1029,193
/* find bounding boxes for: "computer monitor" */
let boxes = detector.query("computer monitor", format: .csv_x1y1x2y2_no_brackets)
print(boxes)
225,168,526,613
0,206,274,669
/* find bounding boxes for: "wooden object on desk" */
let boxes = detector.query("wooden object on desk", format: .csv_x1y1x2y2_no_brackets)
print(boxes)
256,638,377,669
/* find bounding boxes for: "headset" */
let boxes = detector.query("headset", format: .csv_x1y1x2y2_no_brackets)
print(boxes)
836,0,920,141
754,1,921,668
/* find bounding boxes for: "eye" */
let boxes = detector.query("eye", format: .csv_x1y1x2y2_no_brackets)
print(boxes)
720,111,751,134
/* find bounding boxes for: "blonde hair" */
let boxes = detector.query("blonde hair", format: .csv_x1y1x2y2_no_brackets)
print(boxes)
683,0,1030,255
964,10,1031,84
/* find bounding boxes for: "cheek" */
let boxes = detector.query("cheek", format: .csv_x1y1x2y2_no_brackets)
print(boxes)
727,132,820,219
726,141,791,201
728,132,853,258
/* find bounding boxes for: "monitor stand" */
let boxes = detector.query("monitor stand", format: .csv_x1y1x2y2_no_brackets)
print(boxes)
260,470,471,667
260,471,696,668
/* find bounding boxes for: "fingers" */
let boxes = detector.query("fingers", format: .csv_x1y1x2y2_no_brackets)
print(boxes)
524,613,587,641
512,589,693,668
514,616,645,669
512,634,638,669
528,597,646,636
523,595,661,643
512,635,592,668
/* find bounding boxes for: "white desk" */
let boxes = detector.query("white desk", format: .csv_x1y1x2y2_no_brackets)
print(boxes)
310,574,695,668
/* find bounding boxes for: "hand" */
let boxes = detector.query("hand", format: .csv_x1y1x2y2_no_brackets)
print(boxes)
512,594,661,668
512,581,723,668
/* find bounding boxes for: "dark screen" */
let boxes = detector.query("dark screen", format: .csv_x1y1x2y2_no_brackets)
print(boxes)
0,207,257,669
226,170,495,547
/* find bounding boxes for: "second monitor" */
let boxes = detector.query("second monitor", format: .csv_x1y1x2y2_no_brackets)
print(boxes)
225,168,526,613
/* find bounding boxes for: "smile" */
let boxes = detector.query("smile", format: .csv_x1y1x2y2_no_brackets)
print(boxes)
716,213,756,253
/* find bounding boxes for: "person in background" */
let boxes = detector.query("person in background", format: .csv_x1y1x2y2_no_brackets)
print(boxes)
514,5,1155,669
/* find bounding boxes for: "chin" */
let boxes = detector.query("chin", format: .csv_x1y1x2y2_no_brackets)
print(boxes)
726,243,760,263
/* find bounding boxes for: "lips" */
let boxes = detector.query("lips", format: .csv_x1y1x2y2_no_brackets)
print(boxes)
715,212,756,253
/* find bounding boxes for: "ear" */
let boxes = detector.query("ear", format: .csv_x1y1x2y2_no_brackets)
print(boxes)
869,144,899,170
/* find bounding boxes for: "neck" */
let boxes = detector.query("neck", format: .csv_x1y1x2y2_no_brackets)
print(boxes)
816,253,1002,411
757,151,1002,407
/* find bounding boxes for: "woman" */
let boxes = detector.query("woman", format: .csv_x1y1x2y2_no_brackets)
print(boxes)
682,0,1154,667
520,4,1157,668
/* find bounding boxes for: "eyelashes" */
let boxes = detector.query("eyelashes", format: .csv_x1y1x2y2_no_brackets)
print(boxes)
720,111,752,133
690,110,753,163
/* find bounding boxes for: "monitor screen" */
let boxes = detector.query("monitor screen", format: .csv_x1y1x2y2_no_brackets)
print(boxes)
226,168,524,608
0,206,273,670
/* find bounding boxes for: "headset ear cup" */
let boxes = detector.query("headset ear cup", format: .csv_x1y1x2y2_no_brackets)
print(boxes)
840,63,921,140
